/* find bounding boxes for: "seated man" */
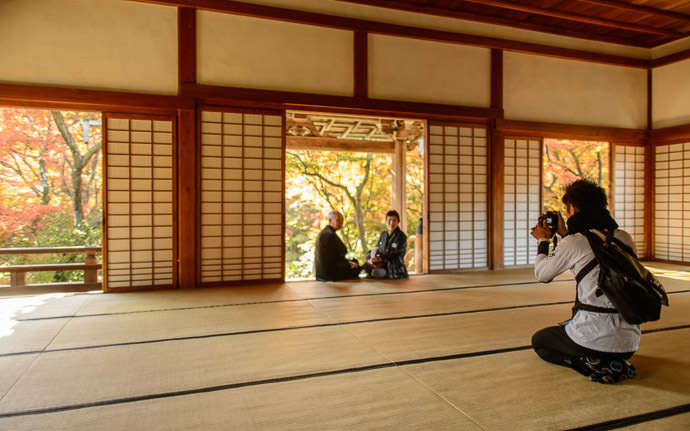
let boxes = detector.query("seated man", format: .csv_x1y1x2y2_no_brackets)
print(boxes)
363,210,409,279
314,211,362,281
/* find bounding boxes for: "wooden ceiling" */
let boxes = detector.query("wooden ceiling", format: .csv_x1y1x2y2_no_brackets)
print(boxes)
286,112,424,153
337,0,690,48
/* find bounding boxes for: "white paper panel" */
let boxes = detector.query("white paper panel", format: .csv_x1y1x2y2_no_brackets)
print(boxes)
200,110,284,283
105,117,175,289
655,143,690,262
613,145,646,257
503,139,541,266
427,124,488,271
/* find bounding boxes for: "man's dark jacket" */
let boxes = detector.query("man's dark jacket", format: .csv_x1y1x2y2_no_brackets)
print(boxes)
375,227,409,279
315,225,359,281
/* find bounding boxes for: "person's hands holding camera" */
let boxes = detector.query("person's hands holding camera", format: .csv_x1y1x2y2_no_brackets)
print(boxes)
531,222,552,242
531,210,567,241
554,211,567,237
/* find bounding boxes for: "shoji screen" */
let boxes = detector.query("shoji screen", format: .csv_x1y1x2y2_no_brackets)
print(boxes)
199,110,283,284
503,138,541,266
655,143,690,262
104,116,176,290
428,123,488,271
613,145,646,256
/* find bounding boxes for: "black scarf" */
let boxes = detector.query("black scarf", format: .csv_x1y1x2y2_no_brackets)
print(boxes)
566,208,618,235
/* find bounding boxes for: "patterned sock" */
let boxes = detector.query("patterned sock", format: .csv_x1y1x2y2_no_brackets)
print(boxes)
572,356,636,384
568,356,595,376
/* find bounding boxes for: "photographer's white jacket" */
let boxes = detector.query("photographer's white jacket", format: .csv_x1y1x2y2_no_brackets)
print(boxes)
535,229,641,353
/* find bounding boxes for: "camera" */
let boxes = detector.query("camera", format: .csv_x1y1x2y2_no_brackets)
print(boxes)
538,211,559,236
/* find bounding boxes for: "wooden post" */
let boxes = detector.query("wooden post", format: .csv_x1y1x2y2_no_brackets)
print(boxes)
392,139,407,231
415,217,423,273
178,7,198,288
490,49,504,270
84,249,98,283
10,271,26,287
644,69,653,260
354,31,368,99
177,109,197,288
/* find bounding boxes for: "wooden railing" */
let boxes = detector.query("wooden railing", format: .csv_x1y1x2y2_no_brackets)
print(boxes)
0,246,102,291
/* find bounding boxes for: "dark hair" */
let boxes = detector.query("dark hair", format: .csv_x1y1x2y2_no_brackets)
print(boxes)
386,210,400,222
562,178,608,212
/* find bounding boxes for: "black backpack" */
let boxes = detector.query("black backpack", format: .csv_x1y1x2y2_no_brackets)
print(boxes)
573,230,669,325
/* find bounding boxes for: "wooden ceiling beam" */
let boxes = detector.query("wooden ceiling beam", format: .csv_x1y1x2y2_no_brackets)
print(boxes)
135,0,651,64
0,83,192,113
576,0,690,24
458,0,687,37
286,136,395,153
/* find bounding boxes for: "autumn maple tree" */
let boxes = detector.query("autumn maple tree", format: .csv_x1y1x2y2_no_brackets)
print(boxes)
542,138,610,213
0,107,102,283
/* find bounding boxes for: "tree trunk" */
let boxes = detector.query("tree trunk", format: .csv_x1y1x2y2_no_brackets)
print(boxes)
51,111,102,227
39,156,50,205
353,157,372,254
70,168,84,225
353,197,368,255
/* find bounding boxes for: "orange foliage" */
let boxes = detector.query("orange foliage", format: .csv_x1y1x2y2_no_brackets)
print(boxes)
543,138,610,213
0,107,102,244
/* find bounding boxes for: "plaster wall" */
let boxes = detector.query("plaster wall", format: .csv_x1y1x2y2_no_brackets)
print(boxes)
0,0,177,95
197,11,353,96
652,59,690,129
369,35,491,107
504,52,647,129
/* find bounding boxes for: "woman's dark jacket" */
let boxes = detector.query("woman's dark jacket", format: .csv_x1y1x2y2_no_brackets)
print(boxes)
375,227,409,279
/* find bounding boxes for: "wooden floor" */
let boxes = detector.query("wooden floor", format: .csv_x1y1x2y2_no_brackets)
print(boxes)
0,264,689,430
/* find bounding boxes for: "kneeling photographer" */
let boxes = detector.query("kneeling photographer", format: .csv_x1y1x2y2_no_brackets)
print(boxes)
530,178,639,384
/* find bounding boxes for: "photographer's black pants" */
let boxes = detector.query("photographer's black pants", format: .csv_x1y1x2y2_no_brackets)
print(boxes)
532,325,634,372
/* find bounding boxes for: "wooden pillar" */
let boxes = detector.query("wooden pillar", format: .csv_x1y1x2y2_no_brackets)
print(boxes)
354,31,368,99
177,109,197,288
490,49,505,269
392,139,407,231
178,8,196,87
644,68,654,260
10,271,26,287
84,249,98,284
415,220,423,273
177,7,198,288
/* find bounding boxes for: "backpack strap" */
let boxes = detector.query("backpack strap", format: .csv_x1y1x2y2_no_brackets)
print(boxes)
611,236,637,259
572,300,618,315
575,258,597,284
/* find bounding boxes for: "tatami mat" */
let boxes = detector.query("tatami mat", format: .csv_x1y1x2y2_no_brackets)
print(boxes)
44,300,334,351
0,354,37,398
0,317,69,356
0,367,485,431
2,279,576,355
343,304,570,361
0,325,391,413
403,329,690,431
624,412,690,430
0,267,688,430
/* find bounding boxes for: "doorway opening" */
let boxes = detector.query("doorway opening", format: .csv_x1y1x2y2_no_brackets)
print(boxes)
0,107,102,291
284,111,425,280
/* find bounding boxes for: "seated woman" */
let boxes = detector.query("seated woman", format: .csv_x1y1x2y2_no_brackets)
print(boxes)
363,210,409,279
